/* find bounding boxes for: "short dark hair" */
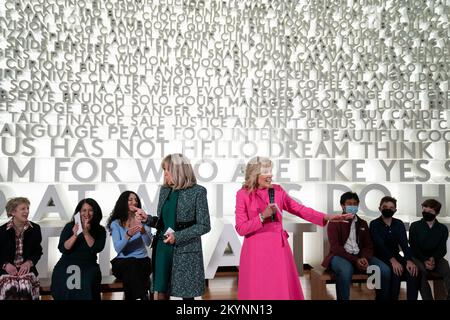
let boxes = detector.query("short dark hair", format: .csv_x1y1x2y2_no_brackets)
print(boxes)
340,192,359,205
421,199,442,214
379,196,397,208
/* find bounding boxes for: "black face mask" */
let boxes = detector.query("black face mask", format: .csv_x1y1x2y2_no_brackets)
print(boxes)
422,212,436,222
381,209,395,218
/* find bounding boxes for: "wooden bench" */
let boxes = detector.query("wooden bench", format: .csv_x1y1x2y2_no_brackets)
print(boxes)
39,276,126,296
310,265,446,300
310,265,369,300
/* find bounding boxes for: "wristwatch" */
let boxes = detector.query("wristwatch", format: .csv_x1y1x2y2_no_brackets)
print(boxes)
259,213,265,224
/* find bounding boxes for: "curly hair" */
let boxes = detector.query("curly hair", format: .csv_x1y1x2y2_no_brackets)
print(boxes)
106,191,142,233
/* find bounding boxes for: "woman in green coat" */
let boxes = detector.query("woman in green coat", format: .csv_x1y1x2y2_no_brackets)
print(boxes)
51,198,106,300
146,153,211,300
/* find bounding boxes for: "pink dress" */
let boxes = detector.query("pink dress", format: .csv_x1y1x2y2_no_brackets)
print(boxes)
235,184,327,300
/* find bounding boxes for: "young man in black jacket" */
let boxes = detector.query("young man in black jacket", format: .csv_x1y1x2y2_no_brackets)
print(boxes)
409,199,450,300
370,196,419,300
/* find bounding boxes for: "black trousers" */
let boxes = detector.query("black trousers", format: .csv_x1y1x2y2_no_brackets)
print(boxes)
413,257,450,300
390,260,419,300
111,257,152,300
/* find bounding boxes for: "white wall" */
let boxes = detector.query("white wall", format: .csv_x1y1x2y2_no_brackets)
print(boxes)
0,0,449,275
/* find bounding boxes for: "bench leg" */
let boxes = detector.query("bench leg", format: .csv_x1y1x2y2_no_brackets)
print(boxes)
310,272,327,300
433,280,447,300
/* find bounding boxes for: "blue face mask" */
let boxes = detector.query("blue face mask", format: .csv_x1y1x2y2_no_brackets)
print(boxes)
345,206,359,215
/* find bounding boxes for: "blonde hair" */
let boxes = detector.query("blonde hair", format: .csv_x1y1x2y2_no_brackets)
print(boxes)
5,197,30,217
243,156,273,193
161,154,197,190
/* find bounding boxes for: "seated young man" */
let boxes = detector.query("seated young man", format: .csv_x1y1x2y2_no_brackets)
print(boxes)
409,199,450,300
322,192,391,300
370,196,419,300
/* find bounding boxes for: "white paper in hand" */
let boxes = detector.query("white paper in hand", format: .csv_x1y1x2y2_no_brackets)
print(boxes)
164,227,175,237
74,212,83,235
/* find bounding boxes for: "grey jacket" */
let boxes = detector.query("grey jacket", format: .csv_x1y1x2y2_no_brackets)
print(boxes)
150,184,211,298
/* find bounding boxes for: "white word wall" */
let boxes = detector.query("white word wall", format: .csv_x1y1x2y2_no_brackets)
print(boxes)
0,0,449,273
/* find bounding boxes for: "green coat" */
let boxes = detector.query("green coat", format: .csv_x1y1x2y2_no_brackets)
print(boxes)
152,184,211,297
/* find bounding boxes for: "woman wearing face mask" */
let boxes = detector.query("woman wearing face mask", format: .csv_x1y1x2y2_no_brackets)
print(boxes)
409,199,450,300
51,198,106,300
0,197,43,300
322,192,391,300
235,156,352,300
369,196,419,300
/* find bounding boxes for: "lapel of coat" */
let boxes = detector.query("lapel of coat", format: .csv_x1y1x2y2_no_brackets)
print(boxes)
176,186,194,222
341,216,354,243
254,188,270,213
157,186,171,217
6,227,16,258
176,188,186,222
354,216,362,245
23,223,35,253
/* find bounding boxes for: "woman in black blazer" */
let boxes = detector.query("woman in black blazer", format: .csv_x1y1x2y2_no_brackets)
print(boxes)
51,198,106,300
0,197,43,300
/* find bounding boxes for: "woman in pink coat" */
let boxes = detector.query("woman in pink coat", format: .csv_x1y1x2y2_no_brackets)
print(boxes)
235,157,352,300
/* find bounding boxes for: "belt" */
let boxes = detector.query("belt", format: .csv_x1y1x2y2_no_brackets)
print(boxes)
281,230,289,247
175,220,196,231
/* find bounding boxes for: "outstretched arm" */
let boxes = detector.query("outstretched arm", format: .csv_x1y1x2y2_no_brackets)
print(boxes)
283,191,352,225
282,191,327,226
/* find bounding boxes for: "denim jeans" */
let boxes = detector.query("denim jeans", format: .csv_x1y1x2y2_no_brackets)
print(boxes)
330,255,391,300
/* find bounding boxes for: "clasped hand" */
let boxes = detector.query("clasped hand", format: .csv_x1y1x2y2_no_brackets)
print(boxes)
130,205,148,223
5,261,32,276
261,204,277,219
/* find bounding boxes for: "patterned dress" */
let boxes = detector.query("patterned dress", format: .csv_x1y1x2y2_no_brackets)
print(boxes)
0,220,41,300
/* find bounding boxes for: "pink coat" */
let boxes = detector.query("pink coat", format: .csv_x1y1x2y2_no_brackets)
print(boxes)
235,184,327,300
